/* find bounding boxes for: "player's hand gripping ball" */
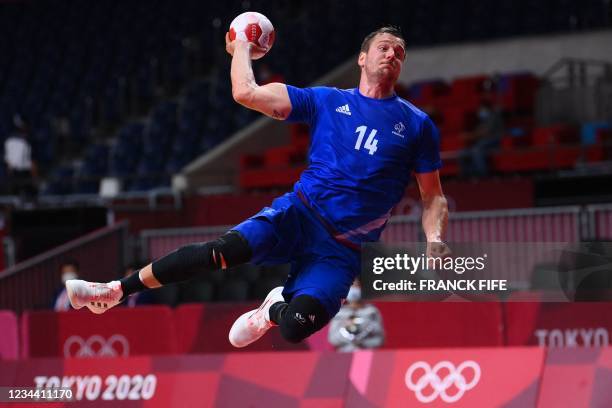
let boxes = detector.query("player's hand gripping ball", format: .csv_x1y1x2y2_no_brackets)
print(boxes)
228,12,275,60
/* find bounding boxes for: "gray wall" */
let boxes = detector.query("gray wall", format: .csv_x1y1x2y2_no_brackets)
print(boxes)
400,30,612,83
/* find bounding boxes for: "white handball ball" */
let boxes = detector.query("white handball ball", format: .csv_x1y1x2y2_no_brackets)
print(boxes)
229,11,275,60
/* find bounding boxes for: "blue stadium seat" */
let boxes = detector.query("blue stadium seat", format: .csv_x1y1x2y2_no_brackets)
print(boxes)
42,165,75,195
31,125,56,168
127,175,159,192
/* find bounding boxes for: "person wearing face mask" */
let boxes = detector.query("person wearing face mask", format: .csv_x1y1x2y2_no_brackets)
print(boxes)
460,99,504,178
328,279,385,352
52,261,80,311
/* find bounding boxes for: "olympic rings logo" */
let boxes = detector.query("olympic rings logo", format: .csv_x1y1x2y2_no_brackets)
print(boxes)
63,334,130,358
405,360,481,403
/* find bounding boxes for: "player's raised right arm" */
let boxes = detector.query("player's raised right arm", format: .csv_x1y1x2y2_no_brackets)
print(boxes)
226,33,292,120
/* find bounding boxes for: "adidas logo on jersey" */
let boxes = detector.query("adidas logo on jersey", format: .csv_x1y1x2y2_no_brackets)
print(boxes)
335,104,351,116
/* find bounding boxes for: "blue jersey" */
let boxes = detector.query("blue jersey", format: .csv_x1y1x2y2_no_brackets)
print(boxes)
286,86,441,245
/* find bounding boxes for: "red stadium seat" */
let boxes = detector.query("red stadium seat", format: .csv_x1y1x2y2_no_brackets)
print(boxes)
240,165,306,189
290,124,311,149
239,123,309,189
439,107,478,133
451,75,490,99
531,125,579,146
439,158,460,177
597,127,612,143
440,132,466,152
406,79,450,107
495,73,540,112
427,75,492,115
500,134,531,150
264,145,307,167
240,153,264,170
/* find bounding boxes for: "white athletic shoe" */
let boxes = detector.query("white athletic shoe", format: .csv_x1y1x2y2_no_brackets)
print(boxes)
228,286,284,348
65,279,123,314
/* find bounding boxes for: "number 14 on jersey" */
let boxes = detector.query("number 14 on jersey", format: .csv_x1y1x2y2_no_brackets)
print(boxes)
354,126,378,155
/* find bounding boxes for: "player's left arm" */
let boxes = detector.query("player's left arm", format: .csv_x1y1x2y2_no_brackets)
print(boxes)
415,170,450,258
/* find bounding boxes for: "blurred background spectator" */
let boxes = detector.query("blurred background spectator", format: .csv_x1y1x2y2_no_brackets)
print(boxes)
52,260,79,311
459,99,505,177
328,280,385,352
3,114,37,200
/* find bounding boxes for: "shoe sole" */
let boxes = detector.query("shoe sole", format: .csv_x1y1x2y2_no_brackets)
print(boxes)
65,280,116,314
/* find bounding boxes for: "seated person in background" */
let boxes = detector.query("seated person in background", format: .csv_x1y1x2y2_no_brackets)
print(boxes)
460,99,504,178
53,261,79,311
328,279,385,352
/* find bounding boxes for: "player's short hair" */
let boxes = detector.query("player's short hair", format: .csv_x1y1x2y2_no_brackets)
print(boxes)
360,26,405,54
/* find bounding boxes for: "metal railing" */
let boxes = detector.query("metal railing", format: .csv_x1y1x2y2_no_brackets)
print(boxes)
587,203,612,239
139,206,601,288
0,222,128,314
384,206,581,243
383,207,584,287
141,225,230,261
542,57,612,88
537,57,612,125
0,188,185,212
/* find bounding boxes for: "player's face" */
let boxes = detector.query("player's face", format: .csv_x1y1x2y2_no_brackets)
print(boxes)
361,33,405,84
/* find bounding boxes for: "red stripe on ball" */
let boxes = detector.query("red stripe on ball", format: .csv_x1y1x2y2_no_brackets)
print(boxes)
245,23,263,45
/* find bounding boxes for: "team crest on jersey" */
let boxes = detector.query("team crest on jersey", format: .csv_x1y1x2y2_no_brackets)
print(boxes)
392,121,406,137
335,104,352,116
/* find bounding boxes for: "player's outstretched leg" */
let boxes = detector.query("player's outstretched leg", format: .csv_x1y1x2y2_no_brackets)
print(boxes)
65,280,123,314
66,231,252,314
228,286,284,347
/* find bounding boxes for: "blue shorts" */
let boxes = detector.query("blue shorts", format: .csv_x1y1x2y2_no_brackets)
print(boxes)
232,192,360,317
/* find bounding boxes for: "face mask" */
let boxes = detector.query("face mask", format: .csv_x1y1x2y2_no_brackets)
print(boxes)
346,286,362,303
61,271,77,283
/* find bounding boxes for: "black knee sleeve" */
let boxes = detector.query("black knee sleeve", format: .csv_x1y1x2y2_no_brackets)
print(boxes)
152,231,252,285
279,295,330,344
